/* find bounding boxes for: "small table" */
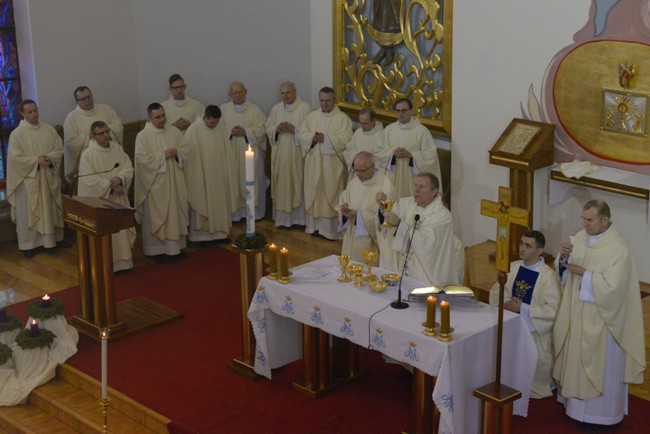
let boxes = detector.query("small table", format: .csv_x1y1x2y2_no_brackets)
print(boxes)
248,256,536,434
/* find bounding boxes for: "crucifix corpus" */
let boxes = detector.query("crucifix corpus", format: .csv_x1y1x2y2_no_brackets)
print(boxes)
480,186,530,272
473,186,529,434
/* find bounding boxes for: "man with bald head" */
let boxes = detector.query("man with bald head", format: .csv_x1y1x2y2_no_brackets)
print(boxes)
343,108,389,170
161,74,205,135
337,151,394,263
265,81,311,227
221,81,267,220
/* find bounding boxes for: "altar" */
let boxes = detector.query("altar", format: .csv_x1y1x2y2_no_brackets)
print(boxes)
247,255,536,434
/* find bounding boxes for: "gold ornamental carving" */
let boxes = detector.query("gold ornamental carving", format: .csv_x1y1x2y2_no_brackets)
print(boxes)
334,0,453,136
65,212,97,232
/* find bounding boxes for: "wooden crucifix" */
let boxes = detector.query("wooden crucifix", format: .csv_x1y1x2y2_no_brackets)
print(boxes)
474,186,530,434
480,186,530,272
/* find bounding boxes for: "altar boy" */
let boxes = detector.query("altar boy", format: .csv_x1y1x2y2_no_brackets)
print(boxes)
489,230,561,398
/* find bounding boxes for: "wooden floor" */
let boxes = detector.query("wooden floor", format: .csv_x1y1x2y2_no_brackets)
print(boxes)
0,217,648,403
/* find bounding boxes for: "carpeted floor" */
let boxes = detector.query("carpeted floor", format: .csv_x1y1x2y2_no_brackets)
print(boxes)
6,247,649,433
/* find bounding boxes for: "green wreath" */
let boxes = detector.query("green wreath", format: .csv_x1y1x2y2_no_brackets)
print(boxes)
28,298,65,320
233,232,268,250
0,343,13,366
0,315,22,333
15,328,56,350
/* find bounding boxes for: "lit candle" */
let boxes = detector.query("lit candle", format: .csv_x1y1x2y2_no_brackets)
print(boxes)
41,294,51,308
279,247,289,277
101,329,108,399
440,301,451,334
245,145,255,237
0,308,6,323
30,319,39,337
426,296,436,328
267,243,278,273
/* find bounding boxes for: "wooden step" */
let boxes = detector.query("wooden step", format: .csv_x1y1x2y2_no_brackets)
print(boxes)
0,364,170,433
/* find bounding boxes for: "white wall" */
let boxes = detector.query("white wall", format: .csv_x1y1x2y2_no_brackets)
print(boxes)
17,0,141,124
131,0,312,116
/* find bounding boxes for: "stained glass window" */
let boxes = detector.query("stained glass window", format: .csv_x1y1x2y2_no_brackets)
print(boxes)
0,0,20,183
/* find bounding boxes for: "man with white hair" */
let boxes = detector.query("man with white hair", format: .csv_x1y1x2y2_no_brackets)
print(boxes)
221,81,267,220
265,81,310,227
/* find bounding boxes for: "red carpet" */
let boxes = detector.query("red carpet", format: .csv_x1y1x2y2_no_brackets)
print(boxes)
6,247,650,433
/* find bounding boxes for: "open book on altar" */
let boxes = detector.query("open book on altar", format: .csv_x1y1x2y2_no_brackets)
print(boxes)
408,284,475,301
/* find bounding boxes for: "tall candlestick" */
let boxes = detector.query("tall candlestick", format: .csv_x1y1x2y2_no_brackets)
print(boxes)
279,247,289,277
100,328,109,399
41,294,51,308
0,308,6,323
30,319,39,337
440,301,451,334
426,296,436,328
245,145,255,237
267,243,278,273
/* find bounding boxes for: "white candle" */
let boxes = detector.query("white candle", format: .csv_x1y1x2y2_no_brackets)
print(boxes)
101,329,108,399
245,145,255,236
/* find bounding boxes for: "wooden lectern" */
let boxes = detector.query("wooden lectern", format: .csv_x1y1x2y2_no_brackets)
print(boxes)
63,196,134,340
488,118,555,259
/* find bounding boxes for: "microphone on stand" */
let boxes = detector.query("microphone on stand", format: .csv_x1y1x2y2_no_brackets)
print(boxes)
391,213,420,310
69,163,120,197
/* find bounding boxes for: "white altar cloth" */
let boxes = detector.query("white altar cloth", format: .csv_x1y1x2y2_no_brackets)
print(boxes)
248,255,536,434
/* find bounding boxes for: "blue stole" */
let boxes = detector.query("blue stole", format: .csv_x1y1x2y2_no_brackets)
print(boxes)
511,266,539,305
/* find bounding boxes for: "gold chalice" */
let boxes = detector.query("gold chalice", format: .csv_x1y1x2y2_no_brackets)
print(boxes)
380,199,395,227
361,249,378,282
337,255,351,283
352,272,365,288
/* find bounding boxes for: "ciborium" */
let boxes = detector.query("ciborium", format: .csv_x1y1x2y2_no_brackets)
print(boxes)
337,255,351,283
380,199,396,227
361,249,378,282
352,272,365,288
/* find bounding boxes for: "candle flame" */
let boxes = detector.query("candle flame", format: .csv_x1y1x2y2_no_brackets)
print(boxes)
31,319,37,325
42,294,50,300
280,247,288,253
247,144,252,152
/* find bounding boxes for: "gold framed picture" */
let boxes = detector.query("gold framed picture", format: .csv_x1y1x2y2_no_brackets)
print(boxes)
333,0,453,137
601,88,648,137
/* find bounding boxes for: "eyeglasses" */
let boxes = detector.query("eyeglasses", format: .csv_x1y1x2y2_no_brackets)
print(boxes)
395,109,410,113
92,129,111,136
77,95,93,102
171,84,186,90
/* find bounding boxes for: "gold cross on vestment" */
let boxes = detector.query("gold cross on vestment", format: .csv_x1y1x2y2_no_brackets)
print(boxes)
480,186,530,272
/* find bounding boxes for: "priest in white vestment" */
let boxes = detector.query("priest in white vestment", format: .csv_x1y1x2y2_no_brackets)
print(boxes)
181,105,242,243
490,230,561,399
343,108,389,170
337,152,395,263
161,74,205,135
378,173,460,285
298,87,353,240
265,81,310,227
134,103,189,260
383,99,442,199
220,81,267,220
553,200,645,425
7,100,66,258
77,121,135,272
63,86,124,178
